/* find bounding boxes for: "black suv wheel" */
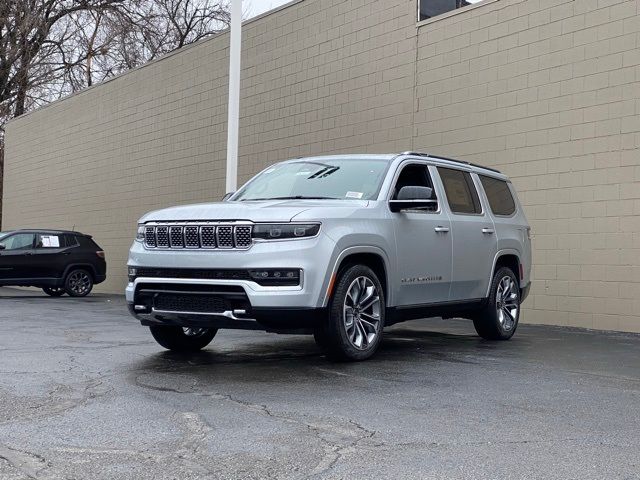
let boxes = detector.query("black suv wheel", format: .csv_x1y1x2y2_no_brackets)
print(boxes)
65,269,94,297
320,264,386,361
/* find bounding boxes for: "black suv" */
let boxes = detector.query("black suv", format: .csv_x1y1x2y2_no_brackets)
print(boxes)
0,229,107,297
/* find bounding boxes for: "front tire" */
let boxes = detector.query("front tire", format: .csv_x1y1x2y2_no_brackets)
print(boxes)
473,267,521,340
43,287,65,297
322,265,385,361
65,269,94,297
149,326,217,352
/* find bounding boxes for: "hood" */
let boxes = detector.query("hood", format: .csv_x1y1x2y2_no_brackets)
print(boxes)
139,200,370,223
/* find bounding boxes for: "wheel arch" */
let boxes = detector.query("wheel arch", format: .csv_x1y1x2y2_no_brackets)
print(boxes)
322,246,391,308
62,263,97,281
486,250,522,298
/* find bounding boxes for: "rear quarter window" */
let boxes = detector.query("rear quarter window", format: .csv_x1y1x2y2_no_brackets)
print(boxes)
63,234,80,247
480,176,516,216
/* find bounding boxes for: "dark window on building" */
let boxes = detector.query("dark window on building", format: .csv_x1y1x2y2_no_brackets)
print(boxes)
480,175,516,216
419,0,478,21
437,167,482,214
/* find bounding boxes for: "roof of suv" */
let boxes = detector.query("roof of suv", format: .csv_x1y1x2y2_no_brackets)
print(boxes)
286,153,506,178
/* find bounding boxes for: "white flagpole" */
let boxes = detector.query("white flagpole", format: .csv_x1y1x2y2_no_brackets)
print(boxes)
225,0,242,193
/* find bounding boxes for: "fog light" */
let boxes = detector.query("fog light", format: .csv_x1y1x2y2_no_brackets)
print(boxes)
248,269,300,286
128,267,137,282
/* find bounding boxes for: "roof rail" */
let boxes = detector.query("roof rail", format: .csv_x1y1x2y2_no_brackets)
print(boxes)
399,151,502,174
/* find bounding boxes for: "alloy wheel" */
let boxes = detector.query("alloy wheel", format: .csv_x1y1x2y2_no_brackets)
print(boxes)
343,276,381,350
496,275,519,331
68,271,91,296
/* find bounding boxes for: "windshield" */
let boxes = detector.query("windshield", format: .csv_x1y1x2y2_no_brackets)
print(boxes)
233,159,389,201
0,231,11,240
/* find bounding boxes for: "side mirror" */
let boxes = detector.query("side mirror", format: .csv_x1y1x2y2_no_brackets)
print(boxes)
222,192,235,201
0,244,5,250
389,186,438,212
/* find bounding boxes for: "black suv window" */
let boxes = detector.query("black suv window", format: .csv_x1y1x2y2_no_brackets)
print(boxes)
62,234,79,247
35,233,62,249
437,167,481,214
1,233,35,250
480,175,516,216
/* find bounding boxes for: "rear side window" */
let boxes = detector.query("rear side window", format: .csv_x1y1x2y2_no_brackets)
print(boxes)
480,176,516,216
63,234,80,247
437,167,481,214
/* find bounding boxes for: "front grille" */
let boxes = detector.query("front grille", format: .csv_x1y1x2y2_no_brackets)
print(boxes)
144,224,253,250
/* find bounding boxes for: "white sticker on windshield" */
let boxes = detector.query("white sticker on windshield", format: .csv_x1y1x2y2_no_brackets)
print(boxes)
296,171,312,176
346,191,364,199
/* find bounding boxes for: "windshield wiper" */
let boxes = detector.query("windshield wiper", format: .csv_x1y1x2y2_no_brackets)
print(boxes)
243,196,340,201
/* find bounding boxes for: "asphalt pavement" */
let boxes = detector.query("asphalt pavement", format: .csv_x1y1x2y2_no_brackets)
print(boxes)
1,287,639,479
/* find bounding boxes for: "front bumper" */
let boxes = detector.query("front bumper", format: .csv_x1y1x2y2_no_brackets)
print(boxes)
126,233,336,331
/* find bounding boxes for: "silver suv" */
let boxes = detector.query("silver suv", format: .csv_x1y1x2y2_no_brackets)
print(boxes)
127,152,531,361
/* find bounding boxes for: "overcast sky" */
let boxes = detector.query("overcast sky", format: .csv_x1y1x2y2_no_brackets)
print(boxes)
247,0,292,18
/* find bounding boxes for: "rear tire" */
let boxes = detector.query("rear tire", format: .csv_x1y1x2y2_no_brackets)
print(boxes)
473,267,521,340
65,269,94,297
43,287,65,297
149,326,217,352
322,264,385,361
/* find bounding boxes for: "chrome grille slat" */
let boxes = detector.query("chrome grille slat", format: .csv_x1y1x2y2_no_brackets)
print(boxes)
169,226,184,248
217,226,234,249
143,224,253,250
156,226,169,248
235,226,252,248
184,226,200,248
144,227,156,248
200,226,216,248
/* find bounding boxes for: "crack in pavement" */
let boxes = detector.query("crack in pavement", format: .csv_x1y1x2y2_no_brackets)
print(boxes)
133,373,378,479
0,445,56,480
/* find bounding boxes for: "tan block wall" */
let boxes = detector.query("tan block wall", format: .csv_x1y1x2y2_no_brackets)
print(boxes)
414,0,640,332
3,0,640,332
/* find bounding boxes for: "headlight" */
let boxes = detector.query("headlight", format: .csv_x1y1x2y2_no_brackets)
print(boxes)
135,225,145,242
252,223,320,240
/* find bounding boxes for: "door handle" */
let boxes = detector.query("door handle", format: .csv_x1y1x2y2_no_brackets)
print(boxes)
482,228,495,234
434,226,450,233
24,252,34,256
